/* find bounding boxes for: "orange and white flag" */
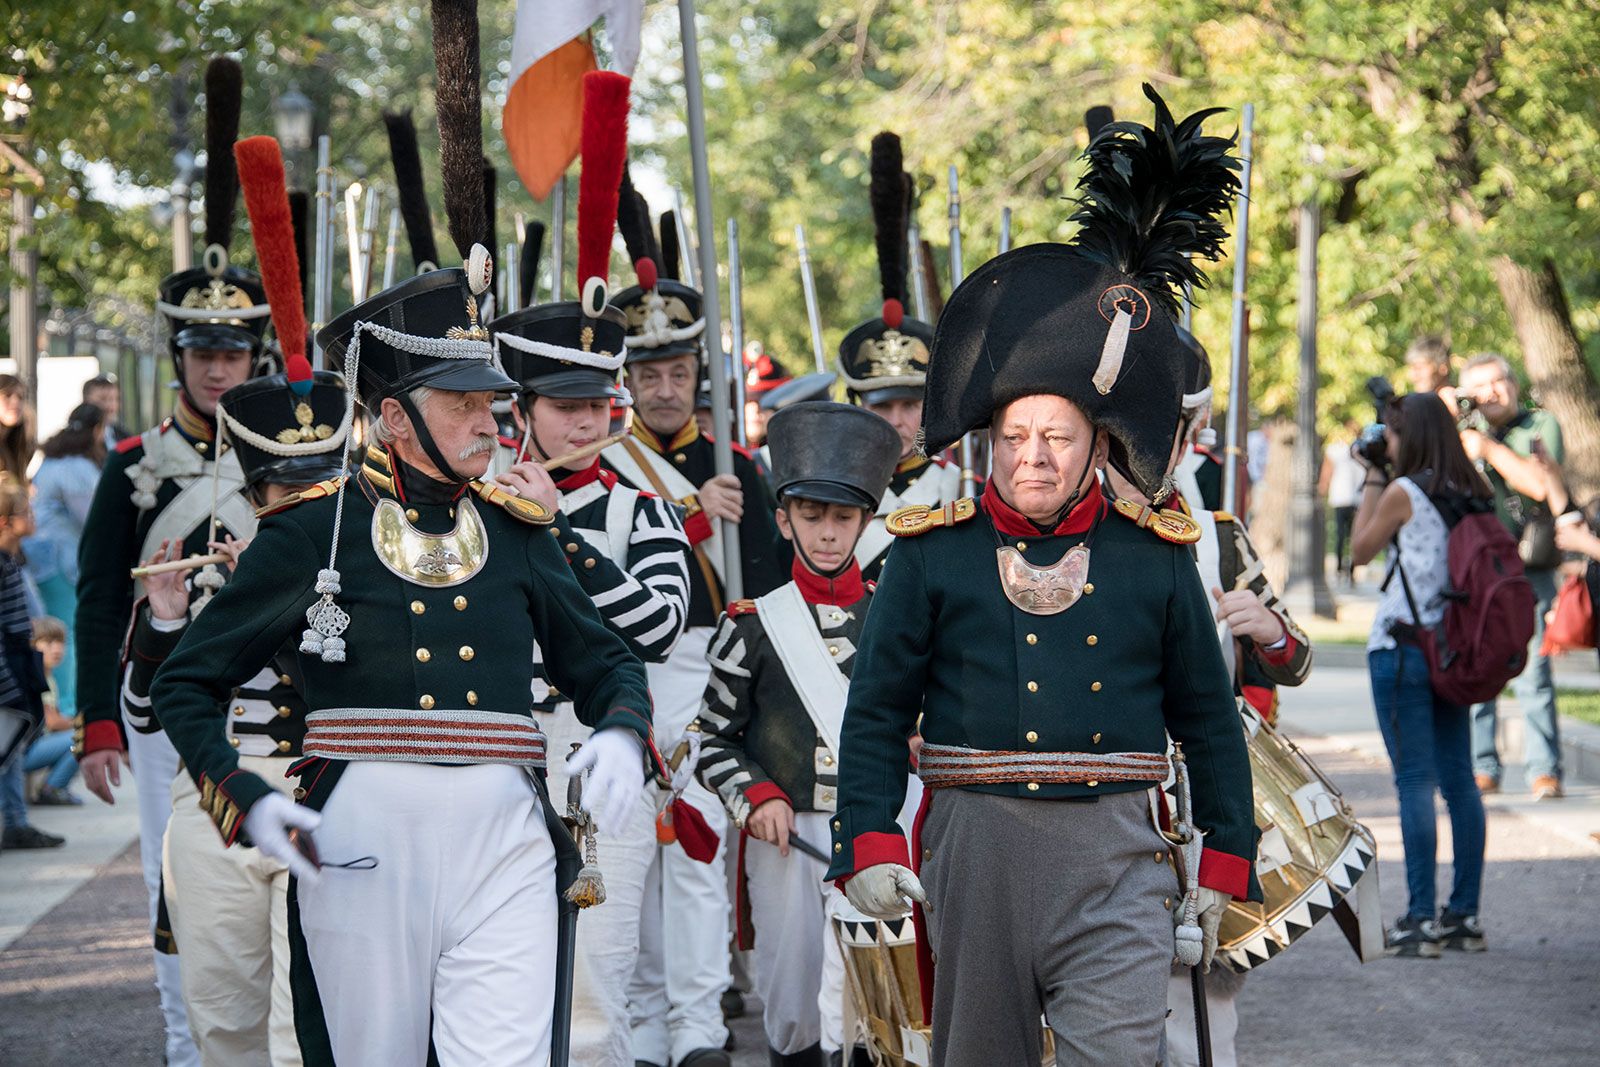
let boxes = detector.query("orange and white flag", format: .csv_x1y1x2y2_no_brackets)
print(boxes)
503,0,644,202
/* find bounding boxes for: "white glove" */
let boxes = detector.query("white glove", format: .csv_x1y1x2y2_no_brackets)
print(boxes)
1196,886,1230,972
844,862,928,920
566,728,646,836
243,792,323,884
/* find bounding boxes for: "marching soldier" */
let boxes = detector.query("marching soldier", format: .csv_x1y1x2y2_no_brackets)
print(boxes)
134,371,349,1067
694,402,901,1067
838,133,960,583
608,192,784,1067
826,88,1259,1065
72,55,264,1067
489,222,694,1066
151,114,656,1065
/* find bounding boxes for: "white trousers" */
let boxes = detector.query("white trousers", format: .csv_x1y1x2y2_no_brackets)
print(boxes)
162,755,299,1067
297,762,558,1067
628,628,732,1064
743,812,845,1055
126,722,200,1067
543,706,660,1067
1164,971,1240,1067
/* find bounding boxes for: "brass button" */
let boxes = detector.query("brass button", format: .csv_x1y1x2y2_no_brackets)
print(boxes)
230,737,241,748
195,441,208,453
1084,582,1095,595
293,787,307,801
232,705,245,717
822,789,835,802
1025,730,1039,743
420,694,435,710
565,542,580,553
459,646,475,662
923,847,933,860
1155,851,1166,863
583,558,596,569
828,645,840,656
411,600,425,615
1164,897,1173,910
277,705,293,718
454,595,468,610
279,673,292,685
1086,779,1098,788
1026,782,1040,792
1016,540,1028,551
674,452,687,463
833,842,843,853
833,819,841,830
448,507,455,519
1093,732,1102,744
405,508,420,522
1091,681,1102,692
276,740,292,753
822,755,835,766
1027,680,1039,693
549,526,561,536
1026,633,1038,645
1086,635,1098,646
416,648,432,663
466,690,478,706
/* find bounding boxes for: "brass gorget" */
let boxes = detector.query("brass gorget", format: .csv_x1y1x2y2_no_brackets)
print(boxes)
371,496,488,587
997,543,1090,615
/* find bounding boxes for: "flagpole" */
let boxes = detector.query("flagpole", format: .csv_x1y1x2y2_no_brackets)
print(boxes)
677,0,741,600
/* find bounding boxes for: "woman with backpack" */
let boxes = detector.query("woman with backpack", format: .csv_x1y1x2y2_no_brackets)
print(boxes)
1350,392,1494,959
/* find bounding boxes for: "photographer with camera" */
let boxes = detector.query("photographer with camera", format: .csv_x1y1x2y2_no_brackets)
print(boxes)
1456,352,1566,801
1349,393,1492,957
1405,335,1457,409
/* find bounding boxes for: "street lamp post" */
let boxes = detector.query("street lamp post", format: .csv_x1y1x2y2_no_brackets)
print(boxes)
274,83,315,187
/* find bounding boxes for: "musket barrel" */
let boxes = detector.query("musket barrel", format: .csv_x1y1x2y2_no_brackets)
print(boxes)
1221,103,1256,517
311,135,333,369
795,223,827,374
382,206,401,290
549,176,566,301
728,218,748,447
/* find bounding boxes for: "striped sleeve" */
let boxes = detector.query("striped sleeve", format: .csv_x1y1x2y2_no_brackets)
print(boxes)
694,611,782,828
1225,518,1312,687
0,560,31,709
565,493,692,662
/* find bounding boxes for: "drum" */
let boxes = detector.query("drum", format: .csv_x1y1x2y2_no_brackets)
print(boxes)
834,916,1054,1066
1214,705,1382,972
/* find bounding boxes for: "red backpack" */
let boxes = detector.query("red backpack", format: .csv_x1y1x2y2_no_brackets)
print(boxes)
1391,499,1537,706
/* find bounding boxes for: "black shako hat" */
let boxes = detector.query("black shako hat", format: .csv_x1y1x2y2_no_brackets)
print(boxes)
490,303,629,401
767,401,901,511
316,255,517,412
839,131,934,406
921,85,1240,499
760,371,837,412
158,259,271,355
218,370,351,489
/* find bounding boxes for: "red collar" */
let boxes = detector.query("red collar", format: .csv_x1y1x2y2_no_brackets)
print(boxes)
792,557,865,605
981,478,1106,537
555,460,617,492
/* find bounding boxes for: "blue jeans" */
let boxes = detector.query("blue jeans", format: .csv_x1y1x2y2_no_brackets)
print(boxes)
37,573,78,720
1,731,78,828
1471,566,1561,780
1369,645,1486,919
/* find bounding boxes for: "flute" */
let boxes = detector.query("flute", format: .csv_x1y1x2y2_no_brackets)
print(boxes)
538,432,629,471
131,552,230,579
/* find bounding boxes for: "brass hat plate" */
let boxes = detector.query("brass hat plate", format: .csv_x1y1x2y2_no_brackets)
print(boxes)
371,496,489,588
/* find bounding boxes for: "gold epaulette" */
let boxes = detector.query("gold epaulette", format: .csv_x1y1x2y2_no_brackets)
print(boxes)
255,476,346,518
1113,498,1202,544
1213,510,1236,523
887,497,977,538
472,480,554,525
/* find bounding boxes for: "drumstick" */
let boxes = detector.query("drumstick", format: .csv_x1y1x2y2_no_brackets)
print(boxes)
131,552,230,579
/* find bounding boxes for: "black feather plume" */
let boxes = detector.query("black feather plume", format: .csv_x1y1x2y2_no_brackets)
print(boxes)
288,190,310,311
659,211,681,281
869,132,909,306
383,110,440,270
616,165,660,269
1068,84,1239,318
481,159,497,255
431,0,485,260
519,220,544,306
203,56,243,254
1084,105,1115,140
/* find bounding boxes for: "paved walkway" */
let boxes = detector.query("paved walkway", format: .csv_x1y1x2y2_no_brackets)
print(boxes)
3,668,1596,1065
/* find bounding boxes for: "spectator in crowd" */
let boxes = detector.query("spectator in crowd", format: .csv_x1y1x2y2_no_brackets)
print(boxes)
1405,334,1456,409
15,616,79,806
1320,418,1367,584
1350,392,1490,957
0,480,60,849
1457,352,1566,800
0,375,32,484
23,402,106,723
82,374,131,448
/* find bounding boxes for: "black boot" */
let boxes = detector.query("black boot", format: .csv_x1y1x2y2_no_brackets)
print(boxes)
768,1043,825,1067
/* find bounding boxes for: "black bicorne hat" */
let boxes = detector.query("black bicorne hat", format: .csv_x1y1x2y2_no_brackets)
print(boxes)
921,85,1239,499
1176,326,1213,416
759,371,837,413
767,401,901,510
839,131,934,406
218,370,351,489
315,253,517,412
490,302,628,401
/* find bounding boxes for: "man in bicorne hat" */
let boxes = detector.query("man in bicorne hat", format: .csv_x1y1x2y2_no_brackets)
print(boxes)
827,89,1259,1066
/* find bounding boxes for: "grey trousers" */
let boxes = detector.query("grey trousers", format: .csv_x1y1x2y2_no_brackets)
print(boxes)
921,788,1178,1067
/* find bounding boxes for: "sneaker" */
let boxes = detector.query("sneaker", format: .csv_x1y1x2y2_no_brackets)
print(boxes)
1474,774,1500,795
1530,775,1563,801
2,824,66,849
33,786,84,807
1385,914,1441,958
1436,909,1486,952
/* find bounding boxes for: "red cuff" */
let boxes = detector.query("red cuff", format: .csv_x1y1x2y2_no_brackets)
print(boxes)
1199,847,1252,900
81,719,125,755
682,509,713,546
1241,684,1277,719
845,830,910,877
743,781,791,810
1257,632,1297,666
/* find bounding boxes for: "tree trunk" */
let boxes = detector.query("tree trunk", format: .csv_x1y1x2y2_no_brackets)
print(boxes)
1490,256,1600,505
1248,417,1298,594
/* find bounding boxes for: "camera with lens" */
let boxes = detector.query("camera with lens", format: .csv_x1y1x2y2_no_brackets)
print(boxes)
1456,394,1487,432
1365,375,1396,420
1354,422,1389,472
